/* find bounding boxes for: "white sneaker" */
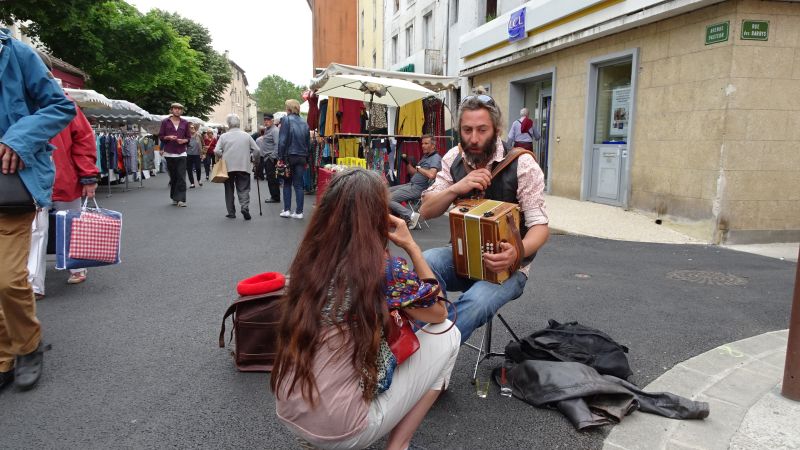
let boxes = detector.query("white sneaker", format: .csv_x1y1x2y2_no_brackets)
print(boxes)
291,212,304,219
280,210,291,218
408,212,420,229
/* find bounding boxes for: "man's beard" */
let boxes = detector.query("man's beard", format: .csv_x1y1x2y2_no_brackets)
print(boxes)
462,131,497,168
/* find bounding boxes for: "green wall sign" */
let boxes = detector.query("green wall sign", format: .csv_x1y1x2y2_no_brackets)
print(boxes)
741,20,769,41
705,21,730,45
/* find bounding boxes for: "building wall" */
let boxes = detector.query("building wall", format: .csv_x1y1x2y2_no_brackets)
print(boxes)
383,0,445,73
471,0,800,243
358,0,384,68
313,0,358,69
210,60,249,129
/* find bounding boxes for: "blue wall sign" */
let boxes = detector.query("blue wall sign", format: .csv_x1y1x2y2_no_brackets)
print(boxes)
508,8,526,42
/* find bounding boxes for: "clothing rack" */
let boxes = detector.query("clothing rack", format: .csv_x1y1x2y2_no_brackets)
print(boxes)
93,126,142,197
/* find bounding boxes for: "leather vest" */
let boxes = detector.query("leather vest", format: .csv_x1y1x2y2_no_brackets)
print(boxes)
450,147,535,266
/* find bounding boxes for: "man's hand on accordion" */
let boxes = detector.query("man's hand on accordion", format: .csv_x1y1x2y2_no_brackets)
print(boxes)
483,241,517,274
449,168,491,196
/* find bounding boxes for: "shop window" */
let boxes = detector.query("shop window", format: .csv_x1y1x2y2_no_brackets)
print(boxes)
593,60,632,144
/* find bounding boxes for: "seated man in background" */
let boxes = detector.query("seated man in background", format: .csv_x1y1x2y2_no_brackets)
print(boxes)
389,134,440,229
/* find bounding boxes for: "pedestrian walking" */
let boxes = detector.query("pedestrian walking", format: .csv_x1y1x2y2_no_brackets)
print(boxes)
185,124,203,188
271,169,459,450
0,29,77,392
214,114,259,220
158,102,191,207
277,99,310,219
256,113,280,203
28,89,99,299
202,129,216,181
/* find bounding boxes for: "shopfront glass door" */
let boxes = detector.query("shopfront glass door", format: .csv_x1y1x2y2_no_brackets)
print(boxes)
588,59,633,206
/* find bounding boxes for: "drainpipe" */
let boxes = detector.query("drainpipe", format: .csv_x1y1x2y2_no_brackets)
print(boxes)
783,247,800,401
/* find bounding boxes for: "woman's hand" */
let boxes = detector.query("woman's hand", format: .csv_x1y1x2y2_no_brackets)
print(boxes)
388,215,416,252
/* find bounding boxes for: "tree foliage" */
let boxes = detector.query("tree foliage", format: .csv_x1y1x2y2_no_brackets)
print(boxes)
149,9,231,118
254,75,304,115
0,0,227,119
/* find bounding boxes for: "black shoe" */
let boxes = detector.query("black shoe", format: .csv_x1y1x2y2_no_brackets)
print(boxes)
242,211,252,221
0,370,13,391
226,214,236,219
265,199,280,203
14,345,43,391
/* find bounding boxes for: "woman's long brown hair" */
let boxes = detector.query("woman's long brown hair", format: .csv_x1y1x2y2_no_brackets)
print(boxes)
270,169,389,405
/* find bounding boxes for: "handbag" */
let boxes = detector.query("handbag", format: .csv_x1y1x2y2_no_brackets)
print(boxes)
211,156,228,183
275,159,291,179
55,198,123,270
219,274,287,372
0,172,36,213
386,309,420,364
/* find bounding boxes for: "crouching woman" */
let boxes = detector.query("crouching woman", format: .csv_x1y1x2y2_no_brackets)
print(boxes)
271,169,460,450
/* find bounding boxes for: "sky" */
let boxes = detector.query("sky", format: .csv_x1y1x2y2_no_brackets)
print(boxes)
128,0,313,91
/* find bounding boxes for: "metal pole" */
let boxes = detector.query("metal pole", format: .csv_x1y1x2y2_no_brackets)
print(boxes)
782,246,800,401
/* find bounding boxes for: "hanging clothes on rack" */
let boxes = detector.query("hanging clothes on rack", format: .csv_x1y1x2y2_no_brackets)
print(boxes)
338,98,364,134
319,99,329,136
422,97,447,153
307,92,320,131
324,97,339,136
398,99,424,136
368,103,388,134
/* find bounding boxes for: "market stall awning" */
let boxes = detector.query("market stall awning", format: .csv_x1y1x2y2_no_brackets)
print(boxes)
64,88,113,109
313,73,435,108
81,99,152,122
310,63,459,92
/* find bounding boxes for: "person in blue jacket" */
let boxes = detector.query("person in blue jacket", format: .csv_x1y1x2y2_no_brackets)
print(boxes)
0,28,76,392
277,99,310,219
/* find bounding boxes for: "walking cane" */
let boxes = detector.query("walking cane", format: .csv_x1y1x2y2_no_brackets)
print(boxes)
254,160,263,216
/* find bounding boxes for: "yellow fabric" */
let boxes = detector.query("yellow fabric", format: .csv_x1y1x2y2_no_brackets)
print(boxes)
325,97,339,137
339,138,359,158
398,100,424,136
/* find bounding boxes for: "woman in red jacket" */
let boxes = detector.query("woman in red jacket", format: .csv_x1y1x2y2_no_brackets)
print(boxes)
202,129,217,181
28,96,99,298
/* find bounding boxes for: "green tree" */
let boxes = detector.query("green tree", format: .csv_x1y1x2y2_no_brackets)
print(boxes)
254,75,304,115
149,9,231,119
0,0,213,117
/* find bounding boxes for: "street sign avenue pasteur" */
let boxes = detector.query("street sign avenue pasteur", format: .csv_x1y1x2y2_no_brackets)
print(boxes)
741,20,769,41
705,21,730,45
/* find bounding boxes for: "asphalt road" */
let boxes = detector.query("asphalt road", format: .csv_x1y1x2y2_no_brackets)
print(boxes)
0,175,795,449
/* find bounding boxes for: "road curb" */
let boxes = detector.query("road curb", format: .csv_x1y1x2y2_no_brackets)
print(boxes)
603,330,789,450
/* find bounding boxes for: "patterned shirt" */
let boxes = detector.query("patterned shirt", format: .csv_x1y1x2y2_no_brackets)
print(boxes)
423,138,549,275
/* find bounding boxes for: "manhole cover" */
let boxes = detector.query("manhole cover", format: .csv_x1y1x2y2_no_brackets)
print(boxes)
667,270,748,286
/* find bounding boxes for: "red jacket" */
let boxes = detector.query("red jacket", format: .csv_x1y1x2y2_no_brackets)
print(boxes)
50,99,99,202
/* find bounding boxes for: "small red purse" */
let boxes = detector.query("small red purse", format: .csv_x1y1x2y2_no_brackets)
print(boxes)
386,309,420,364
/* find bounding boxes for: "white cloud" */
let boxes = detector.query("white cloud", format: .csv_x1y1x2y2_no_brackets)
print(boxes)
127,0,313,91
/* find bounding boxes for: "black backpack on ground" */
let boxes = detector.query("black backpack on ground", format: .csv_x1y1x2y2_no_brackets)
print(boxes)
505,319,633,379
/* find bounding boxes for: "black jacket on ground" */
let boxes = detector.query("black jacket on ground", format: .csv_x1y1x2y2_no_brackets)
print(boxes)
499,359,710,430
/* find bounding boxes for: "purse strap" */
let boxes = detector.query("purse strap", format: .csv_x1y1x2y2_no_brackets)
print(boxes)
417,298,457,335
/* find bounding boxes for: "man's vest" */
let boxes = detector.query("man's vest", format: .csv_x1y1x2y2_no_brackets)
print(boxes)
450,144,536,267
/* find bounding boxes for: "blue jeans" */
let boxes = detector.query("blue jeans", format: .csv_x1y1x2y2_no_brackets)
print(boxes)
423,246,528,344
282,156,306,213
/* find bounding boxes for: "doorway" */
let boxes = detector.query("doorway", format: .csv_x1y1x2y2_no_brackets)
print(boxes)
582,49,639,207
509,69,555,190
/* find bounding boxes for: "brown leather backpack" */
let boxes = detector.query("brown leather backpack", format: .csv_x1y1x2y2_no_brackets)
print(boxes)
219,289,285,372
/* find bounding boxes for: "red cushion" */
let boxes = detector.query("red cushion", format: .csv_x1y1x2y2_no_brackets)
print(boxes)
237,272,286,297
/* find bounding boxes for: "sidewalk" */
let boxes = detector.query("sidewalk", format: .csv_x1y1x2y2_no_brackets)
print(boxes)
545,194,799,449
